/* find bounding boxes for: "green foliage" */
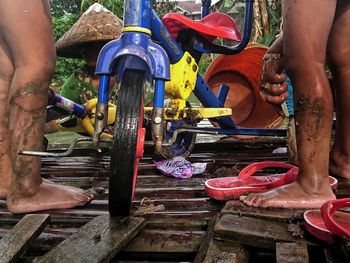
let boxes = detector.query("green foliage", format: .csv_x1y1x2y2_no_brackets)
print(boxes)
50,0,81,16
198,54,215,77
52,12,79,41
80,0,123,18
218,0,237,14
257,5,281,46
51,12,84,85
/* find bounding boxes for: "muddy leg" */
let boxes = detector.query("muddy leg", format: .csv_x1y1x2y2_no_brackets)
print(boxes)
0,0,93,213
328,1,350,179
241,0,337,208
0,36,14,199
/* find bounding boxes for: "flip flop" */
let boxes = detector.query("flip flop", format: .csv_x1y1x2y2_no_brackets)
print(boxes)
304,198,350,243
205,161,338,201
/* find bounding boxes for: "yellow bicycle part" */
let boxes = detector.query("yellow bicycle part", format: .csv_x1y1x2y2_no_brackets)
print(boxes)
144,107,232,120
165,52,198,111
122,26,152,36
81,98,116,139
55,118,86,133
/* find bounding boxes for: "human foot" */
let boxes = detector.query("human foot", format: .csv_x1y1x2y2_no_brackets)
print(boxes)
239,181,336,209
6,180,94,213
0,175,12,199
0,180,11,199
0,158,13,199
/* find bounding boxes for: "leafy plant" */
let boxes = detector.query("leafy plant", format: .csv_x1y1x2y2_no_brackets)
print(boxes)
51,12,84,86
80,0,123,18
257,4,281,46
50,0,81,16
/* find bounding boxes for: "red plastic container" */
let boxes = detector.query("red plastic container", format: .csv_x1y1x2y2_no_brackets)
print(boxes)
204,44,283,133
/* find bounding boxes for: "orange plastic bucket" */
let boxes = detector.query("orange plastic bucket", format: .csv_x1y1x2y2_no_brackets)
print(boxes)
204,44,283,132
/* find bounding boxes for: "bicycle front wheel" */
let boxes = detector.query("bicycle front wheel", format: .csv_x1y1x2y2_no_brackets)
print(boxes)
109,69,145,216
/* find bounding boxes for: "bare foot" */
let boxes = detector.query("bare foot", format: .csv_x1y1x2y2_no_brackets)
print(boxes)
329,151,350,179
239,181,336,209
0,161,13,199
6,180,94,214
0,182,10,199
0,175,11,199
0,178,59,200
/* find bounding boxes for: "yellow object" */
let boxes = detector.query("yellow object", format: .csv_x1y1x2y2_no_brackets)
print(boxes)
144,107,232,120
165,52,198,102
122,26,152,35
55,118,86,133
81,98,116,139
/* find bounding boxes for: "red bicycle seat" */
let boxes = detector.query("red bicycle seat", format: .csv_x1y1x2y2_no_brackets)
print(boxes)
162,12,242,43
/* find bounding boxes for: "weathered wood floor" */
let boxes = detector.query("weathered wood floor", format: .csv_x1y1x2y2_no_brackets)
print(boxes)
0,136,349,262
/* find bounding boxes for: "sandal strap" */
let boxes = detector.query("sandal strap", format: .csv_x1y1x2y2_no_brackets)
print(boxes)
238,161,299,188
321,198,350,239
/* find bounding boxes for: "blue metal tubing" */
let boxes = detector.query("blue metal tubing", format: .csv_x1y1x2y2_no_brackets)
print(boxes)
123,0,152,29
53,94,86,118
97,75,111,105
151,10,183,63
201,0,211,17
153,79,165,108
233,0,254,54
217,84,229,105
193,75,236,128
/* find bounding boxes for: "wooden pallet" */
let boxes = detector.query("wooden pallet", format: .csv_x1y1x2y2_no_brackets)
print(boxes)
0,138,349,262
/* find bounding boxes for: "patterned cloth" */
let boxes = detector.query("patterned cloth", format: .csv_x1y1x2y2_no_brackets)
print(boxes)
155,156,207,179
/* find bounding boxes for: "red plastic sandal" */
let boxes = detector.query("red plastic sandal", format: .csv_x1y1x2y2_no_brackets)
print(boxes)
304,198,350,243
205,161,338,201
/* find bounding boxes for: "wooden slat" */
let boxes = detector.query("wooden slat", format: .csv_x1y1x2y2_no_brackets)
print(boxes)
36,215,145,263
203,240,249,263
214,214,314,249
123,229,205,253
193,215,219,263
276,243,309,263
0,214,50,263
222,200,306,221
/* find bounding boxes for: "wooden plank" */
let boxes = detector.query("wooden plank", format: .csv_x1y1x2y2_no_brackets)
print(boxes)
123,229,205,253
276,243,309,263
36,215,145,263
193,215,219,263
203,240,249,263
214,214,314,249
222,200,306,221
0,214,50,263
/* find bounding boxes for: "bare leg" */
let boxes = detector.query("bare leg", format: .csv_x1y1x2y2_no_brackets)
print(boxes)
328,1,350,179
0,0,93,213
0,36,14,199
241,0,337,208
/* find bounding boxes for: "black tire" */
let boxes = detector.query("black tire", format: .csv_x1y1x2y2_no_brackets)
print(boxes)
109,70,145,216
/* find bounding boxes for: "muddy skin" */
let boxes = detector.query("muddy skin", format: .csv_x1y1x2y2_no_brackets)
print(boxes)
0,132,11,198
6,84,94,213
240,95,335,209
295,97,327,163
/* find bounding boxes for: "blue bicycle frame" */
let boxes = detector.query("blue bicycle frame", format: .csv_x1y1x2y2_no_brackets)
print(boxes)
93,0,286,147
